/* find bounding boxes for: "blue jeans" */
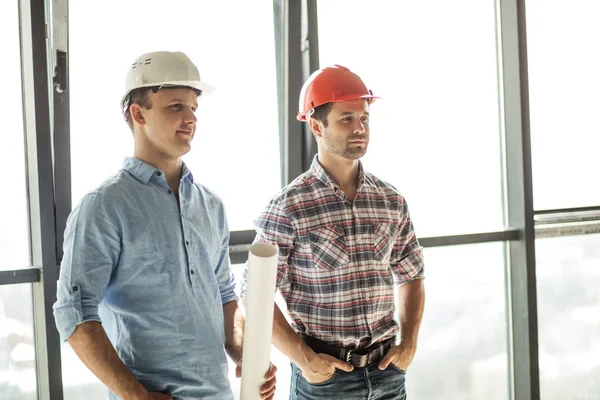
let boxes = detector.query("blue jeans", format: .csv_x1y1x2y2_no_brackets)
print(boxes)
289,362,407,400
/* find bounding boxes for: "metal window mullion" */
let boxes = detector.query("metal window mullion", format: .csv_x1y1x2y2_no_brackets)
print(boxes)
228,228,522,263
228,229,522,247
0,268,41,285
277,0,319,187
496,0,540,399
274,0,287,187
19,0,64,398
300,0,319,170
51,0,71,265
534,205,600,216
279,0,305,186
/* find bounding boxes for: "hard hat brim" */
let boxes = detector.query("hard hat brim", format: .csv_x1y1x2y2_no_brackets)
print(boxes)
297,94,380,122
120,80,215,110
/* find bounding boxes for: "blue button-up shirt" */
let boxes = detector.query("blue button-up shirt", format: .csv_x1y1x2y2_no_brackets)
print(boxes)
53,157,237,399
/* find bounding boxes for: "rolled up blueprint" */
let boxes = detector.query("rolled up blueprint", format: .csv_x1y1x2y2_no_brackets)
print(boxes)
240,243,279,400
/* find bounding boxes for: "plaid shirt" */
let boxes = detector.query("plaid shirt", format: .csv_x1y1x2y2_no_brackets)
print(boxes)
241,156,424,348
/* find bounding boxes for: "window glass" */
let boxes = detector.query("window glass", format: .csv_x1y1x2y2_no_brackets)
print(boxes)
0,284,37,400
526,0,600,210
317,0,503,236
70,0,281,231
410,243,509,399
536,234,600,399
0,0,30,270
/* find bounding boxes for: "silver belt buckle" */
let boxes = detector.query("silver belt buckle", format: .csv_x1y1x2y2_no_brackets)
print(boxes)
346,349,369,367
345,348,354,363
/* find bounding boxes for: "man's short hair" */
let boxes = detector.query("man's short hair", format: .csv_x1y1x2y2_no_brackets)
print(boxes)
310,102,333,127
123,88,154,131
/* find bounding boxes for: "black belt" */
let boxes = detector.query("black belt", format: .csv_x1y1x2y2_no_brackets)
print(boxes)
300,334,395,368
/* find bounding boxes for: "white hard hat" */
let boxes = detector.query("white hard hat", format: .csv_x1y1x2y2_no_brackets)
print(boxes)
121,51,214,112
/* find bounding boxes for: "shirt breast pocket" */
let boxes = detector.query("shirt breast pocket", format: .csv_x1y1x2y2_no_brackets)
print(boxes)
308,225,349,270
373,223,397,262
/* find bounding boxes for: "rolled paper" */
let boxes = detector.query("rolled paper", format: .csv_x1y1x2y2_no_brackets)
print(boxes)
240,243,279,400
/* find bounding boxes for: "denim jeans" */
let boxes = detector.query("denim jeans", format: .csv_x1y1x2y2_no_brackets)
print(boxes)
289,362,407,400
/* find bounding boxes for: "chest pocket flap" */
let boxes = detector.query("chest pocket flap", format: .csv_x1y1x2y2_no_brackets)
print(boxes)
308,225,349,270
374,223,397,261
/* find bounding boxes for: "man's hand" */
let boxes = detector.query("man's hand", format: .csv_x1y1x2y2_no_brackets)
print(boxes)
377,340,417,371
300,353,354,384
235,361,278,400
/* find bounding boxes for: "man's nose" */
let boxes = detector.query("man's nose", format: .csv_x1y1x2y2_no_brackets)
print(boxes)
184,109,197,125
354,119,367,134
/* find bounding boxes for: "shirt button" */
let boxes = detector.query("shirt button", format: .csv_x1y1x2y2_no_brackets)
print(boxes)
168,189,172,194
185,240,190,246
357,235,363,242
72,285,78,292
190,270,195,275
365,295,370,300
156,171,162,176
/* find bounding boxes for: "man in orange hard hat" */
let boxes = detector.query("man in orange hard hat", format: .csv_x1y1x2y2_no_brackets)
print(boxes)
241,65,426,399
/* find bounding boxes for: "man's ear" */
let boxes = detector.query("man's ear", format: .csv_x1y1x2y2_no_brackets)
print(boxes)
309,118,324,139
129,104,146,127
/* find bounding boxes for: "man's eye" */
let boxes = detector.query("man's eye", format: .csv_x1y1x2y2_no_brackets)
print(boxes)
171,104,183,110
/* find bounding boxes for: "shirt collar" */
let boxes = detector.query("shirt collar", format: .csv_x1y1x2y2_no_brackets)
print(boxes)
181,163,194,184
309,155,366,191
122,157,194,184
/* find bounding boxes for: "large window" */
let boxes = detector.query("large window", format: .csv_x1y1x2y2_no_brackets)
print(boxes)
0,0,30,271
0,284,37,400
69,0,281,232
536,234,600,399
317,0,503,237
526,0,600,210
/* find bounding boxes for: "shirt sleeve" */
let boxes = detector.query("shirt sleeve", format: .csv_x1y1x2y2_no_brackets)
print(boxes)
240,198,294,298
214,203,238,305
391,200,425,285
53,192,121,342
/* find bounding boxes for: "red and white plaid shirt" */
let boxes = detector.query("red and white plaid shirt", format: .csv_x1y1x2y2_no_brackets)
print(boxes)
241,156,424,348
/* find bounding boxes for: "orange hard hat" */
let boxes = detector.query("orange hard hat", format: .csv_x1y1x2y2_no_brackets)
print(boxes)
297,65,379,121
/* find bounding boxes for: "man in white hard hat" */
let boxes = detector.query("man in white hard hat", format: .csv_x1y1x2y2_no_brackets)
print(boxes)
53,51,277,400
